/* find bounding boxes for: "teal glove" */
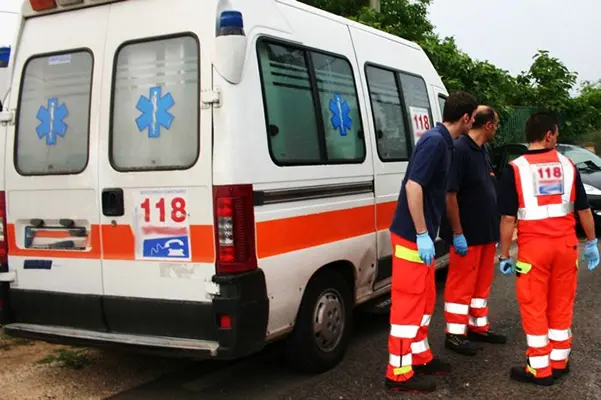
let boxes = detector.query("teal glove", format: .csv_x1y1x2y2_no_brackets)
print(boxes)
453,234,468,256
499,257,514,275
584,238,600,271
416,232,435,266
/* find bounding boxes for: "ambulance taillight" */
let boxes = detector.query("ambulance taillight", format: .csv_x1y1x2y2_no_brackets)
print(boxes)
0,191,7,265
213,185,258,275
29,0,57,11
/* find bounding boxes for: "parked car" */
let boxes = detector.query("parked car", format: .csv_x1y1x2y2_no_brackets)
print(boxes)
491,143,601,232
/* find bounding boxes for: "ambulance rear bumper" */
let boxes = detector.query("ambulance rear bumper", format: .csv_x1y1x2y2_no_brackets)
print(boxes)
1,269,270,360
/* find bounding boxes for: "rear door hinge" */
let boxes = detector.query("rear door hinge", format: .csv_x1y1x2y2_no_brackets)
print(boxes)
201,88,222,109
0,109,15,126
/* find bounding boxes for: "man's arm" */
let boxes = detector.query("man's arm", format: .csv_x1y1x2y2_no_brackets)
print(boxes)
574,169,596,241
405,137,445,234
446,147,465,235
446,193,462,235
498,166,518,258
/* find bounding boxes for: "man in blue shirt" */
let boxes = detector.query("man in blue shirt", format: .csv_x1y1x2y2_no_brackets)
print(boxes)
439,106,507,357
386,91,478,394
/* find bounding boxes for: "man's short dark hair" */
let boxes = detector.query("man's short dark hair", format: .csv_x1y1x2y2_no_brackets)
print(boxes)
525,111,558,143
443,91,478,123
472,106,498,130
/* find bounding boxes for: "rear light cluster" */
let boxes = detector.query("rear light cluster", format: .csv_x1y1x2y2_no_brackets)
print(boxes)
0,191,7,265
29,0,96,11
213,185,257,275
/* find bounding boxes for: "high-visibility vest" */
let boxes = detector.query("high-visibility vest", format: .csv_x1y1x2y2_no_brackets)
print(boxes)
510,149,576,237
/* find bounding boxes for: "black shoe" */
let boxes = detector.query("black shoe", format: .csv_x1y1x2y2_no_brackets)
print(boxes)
414,358,452,376
385,375,436,393
510,366,554,386
553,363,570,380
468,330,507,344
445,334,479,356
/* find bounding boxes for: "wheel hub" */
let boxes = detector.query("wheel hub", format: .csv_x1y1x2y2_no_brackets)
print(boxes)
312,289,344,352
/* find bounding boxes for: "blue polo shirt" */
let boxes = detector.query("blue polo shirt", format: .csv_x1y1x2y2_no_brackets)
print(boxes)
439,134,500,246
390,123,454,242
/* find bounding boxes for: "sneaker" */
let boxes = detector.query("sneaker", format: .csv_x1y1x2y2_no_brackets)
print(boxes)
385,375,436,393
509,366,554,386
445,334,479,356
468,330,507,344
552,363,570,380
414,358,452,376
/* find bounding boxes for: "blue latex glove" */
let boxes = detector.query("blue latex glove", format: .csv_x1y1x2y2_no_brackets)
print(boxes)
416,232,435,266
499,258,514,275
453,234,468,256
584,238,600,271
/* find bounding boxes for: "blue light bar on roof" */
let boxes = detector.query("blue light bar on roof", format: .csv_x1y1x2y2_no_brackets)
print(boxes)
0,47,10,68
217,10,245,37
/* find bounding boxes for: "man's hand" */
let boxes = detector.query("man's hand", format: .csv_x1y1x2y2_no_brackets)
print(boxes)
584,238,600,271
453,234,468,256
499,257,515,275
416,232,435,266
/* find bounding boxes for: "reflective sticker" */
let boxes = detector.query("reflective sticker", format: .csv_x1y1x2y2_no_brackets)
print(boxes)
134,188,191,261
531,162,564,196
329,93,352,136
36,98,68,146
136,86,175,138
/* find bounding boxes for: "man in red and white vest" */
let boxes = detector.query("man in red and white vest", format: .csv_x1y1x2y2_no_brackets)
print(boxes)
497,111,599,386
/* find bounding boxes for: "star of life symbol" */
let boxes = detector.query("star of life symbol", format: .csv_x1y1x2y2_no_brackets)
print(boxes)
136,86,175,138
36,98,68,146
329,93,352,136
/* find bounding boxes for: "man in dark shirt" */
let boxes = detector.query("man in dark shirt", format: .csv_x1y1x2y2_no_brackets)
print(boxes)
385,91,478,394
440,106,507,357
497,111,599,386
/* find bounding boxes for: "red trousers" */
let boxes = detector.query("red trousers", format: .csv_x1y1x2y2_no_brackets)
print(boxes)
386,234,436,382
516,235,578,378
444,243,496,335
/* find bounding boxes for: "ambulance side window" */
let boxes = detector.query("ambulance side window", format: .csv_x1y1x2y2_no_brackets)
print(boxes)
398,72,433,139
438,95,447,122
15,50,93,175
257,39,365,165
110,35,199,171
365,65,412,161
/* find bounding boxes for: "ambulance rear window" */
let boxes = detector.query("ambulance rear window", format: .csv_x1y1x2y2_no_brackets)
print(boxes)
110,35,199,172
15,50,93,175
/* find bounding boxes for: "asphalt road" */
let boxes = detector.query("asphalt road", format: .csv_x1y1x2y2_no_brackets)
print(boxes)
110,243,601,400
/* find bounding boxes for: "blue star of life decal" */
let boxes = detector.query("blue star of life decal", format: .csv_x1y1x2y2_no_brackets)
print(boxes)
136,86,175,138
329,93,352,136
36,98,68,146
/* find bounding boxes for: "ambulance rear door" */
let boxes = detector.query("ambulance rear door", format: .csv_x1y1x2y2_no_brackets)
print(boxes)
97,0,215,339
4,6,110,331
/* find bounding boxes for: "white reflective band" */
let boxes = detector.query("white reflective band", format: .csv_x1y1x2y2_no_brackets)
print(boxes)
469,316,488,327
527,334,549,348
529,355,550,369
446,323,467,335
550,348,571,361
390,324,419,339
445,302,469,315
549,328,572,341
411,339,430,354
517,202,574,221
421,314,431,327
470,298,487,309
389,353,413,368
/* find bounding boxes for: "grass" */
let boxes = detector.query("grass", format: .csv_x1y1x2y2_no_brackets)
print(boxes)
38,347,95,370
0,331,34,350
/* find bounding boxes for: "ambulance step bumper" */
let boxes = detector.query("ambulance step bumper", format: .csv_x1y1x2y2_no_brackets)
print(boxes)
3,323,220,357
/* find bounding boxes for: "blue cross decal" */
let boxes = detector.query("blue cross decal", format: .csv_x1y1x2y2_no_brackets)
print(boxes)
36,98,68,146
329,93,352,136
136,86,175,138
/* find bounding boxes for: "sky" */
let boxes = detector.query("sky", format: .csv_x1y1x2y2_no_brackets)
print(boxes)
427,0,600,91
1,0,599,88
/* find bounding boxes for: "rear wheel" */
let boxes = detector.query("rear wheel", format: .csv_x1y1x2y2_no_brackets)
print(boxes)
285,269,353,373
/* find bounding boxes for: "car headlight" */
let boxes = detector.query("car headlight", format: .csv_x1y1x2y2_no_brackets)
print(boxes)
583,183,601,195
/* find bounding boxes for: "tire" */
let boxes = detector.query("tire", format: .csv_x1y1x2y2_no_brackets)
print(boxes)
284,268,353,373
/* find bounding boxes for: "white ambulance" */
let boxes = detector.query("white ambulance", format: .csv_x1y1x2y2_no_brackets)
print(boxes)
0,0,449,372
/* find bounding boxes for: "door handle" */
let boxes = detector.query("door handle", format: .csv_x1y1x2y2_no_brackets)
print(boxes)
102,188,124,217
